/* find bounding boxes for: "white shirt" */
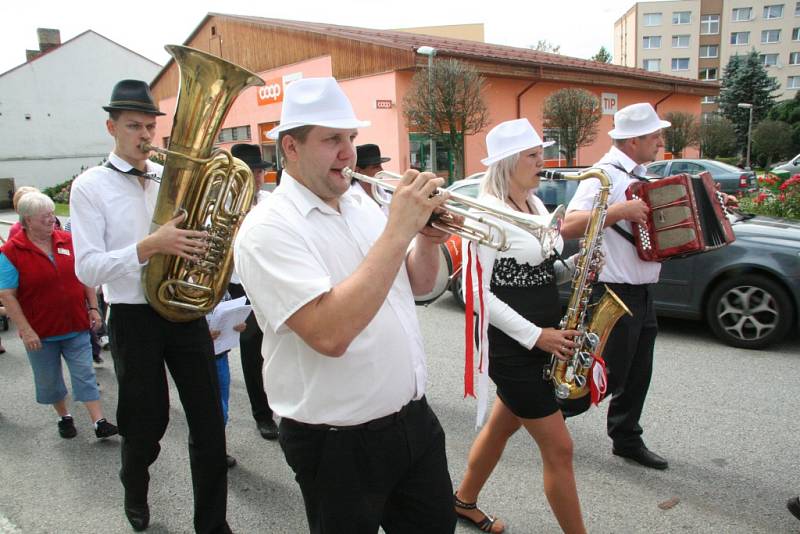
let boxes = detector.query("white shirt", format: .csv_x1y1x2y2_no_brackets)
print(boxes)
567,146,661,285
234,172,426,426
230,189,271,286
70,152,161,303
464,194,573,349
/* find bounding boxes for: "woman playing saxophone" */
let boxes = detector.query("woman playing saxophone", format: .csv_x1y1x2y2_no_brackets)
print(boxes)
454,118,587,534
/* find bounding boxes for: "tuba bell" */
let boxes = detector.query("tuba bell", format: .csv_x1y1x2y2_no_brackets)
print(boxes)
141,45,264,322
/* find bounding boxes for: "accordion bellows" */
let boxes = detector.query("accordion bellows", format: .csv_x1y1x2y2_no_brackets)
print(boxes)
626,172,736,262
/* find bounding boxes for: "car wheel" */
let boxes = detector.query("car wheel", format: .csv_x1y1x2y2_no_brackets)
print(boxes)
705,274,793,349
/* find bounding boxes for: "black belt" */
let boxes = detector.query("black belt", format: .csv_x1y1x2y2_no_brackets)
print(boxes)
283,397,425,432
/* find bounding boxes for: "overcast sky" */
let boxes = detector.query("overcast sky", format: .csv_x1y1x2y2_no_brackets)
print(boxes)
0,0,637,74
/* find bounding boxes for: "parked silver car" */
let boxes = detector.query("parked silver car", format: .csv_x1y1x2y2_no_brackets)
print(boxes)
771,153,800,175
445,172,800,349
645,159,756,194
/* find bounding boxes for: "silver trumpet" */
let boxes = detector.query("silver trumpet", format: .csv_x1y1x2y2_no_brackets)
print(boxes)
342,167,563,254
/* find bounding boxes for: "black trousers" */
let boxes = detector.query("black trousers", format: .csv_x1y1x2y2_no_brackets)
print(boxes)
228,283,273,424
278,396,456,534
560,283,658,451
109,304,229,534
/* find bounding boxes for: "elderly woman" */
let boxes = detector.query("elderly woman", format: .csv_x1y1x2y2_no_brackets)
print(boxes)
0,192,117,440
454,119,586,533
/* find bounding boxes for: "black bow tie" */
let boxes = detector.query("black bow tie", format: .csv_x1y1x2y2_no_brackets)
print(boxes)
103,161,160,182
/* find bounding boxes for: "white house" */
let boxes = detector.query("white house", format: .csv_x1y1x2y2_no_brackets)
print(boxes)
0,29,161,193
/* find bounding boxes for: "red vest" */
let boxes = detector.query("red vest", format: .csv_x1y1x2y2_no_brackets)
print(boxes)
2,229,90,338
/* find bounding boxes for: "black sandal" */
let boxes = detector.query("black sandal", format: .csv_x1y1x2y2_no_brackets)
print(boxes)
454,492,502,533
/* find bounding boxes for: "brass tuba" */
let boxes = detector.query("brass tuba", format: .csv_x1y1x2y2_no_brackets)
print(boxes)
539,169,632,400
141,45,264,322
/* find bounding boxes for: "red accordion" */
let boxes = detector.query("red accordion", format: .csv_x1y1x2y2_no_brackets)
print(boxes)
625,172,735,262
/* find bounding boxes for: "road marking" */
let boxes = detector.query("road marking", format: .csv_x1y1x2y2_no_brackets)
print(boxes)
0,513,20,533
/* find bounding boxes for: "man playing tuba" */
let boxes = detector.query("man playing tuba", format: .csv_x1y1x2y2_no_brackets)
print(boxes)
70,79,231,533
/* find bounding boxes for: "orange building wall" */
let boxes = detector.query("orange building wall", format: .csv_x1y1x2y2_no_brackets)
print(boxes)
154,58,703,180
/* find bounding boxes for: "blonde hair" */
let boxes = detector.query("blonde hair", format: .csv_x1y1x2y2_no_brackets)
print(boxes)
479,152,520,201
12,186,39,212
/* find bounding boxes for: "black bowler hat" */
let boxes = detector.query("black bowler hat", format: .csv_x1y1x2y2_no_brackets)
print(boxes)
103,79,165,116
356,144,390,167
232,143,271,170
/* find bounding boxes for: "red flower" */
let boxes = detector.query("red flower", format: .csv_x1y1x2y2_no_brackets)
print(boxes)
756,192,768,204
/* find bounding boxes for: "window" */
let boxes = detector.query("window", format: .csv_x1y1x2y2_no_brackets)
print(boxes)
542,129,561,161
731,31,750,45
672,34,690,47
647,162,668,176
673,11,691,24
764,4,784,18
732,7,753,21
700,14,720,34
788,75,800,88
643,35,662,48
701,95,718,104
790,52,800,64
700,45,719,58
162,137,170,148
672,161,706,174
793,27,800,39
796,1,800,15
760,53,779,66
217,125,251,143
762,29,781,43
642,58,661,71
672,57,690,70
700,68,718,80
643,58,661,71
644,12,662,26
701,112,717,123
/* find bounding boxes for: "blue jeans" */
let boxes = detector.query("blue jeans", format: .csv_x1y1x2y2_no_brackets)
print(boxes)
215,352,230,426
26,331,99,404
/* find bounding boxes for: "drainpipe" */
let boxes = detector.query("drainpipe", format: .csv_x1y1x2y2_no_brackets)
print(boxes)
654,84,677,110
516,81,538,118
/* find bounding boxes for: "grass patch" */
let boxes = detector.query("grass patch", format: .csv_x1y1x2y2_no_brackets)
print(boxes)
55,203,69,217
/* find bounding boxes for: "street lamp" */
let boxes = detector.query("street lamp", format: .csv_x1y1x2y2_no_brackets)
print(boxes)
416,46,437,172
737,102,753,170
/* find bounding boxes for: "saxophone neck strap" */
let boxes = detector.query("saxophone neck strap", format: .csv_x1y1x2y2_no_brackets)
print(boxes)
603,161,644,247
104,161,161,183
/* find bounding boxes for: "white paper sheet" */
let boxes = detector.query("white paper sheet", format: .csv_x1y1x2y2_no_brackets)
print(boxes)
207,296,252,355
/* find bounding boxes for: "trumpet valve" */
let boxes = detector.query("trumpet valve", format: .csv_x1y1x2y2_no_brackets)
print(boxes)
555,383,571,400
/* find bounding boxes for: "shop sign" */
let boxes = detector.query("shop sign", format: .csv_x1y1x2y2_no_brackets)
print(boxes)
256,72,304,106
375,99,393,109
601,93,618,115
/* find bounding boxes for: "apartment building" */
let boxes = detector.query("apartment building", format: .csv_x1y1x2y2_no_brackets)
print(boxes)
615,0,800,116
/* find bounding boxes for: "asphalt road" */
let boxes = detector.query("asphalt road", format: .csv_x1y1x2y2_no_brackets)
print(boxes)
0,290,798,533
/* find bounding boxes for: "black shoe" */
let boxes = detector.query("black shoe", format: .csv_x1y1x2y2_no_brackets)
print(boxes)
93,352,103,364
788,496,800,521
226,454,237,468
58,416,77,439
95,418,119,439
257,419,279,440
613,446,669,470
124,502,150,532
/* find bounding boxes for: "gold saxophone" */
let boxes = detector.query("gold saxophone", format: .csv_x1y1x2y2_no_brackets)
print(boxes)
141,45,264,322
539,169,632,400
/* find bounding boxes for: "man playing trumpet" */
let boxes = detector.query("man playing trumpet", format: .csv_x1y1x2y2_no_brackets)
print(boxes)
234,77,457,533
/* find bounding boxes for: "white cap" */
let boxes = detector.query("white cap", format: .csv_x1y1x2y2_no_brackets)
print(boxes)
267,77,370,139
608,103,671,139
481,118,554,166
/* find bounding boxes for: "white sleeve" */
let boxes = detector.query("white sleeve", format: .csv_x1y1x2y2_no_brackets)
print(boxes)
461,223,542,351
567,177,602,213
235,213,331,334
70,176,142,288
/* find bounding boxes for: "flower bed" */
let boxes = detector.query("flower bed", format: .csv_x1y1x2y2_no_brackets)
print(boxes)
738,172,800,220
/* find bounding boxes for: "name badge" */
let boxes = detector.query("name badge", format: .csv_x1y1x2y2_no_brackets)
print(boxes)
57,248,70,256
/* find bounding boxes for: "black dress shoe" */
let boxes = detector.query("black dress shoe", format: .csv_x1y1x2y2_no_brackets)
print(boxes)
257,419,279,440
613,446,669,470
788,496,800,520
124,503,150,531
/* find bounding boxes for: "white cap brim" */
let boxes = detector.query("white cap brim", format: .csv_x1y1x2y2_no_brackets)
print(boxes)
608,119,671,139
267,118,371,139
481,139,555,166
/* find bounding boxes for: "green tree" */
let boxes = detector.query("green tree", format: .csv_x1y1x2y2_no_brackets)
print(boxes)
767,91,800,155
699,115,737,159
542,89,602,166
402,58,490,181
663,111,699,157
718,50,781,153
591,46,612,63
752,119,793,168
